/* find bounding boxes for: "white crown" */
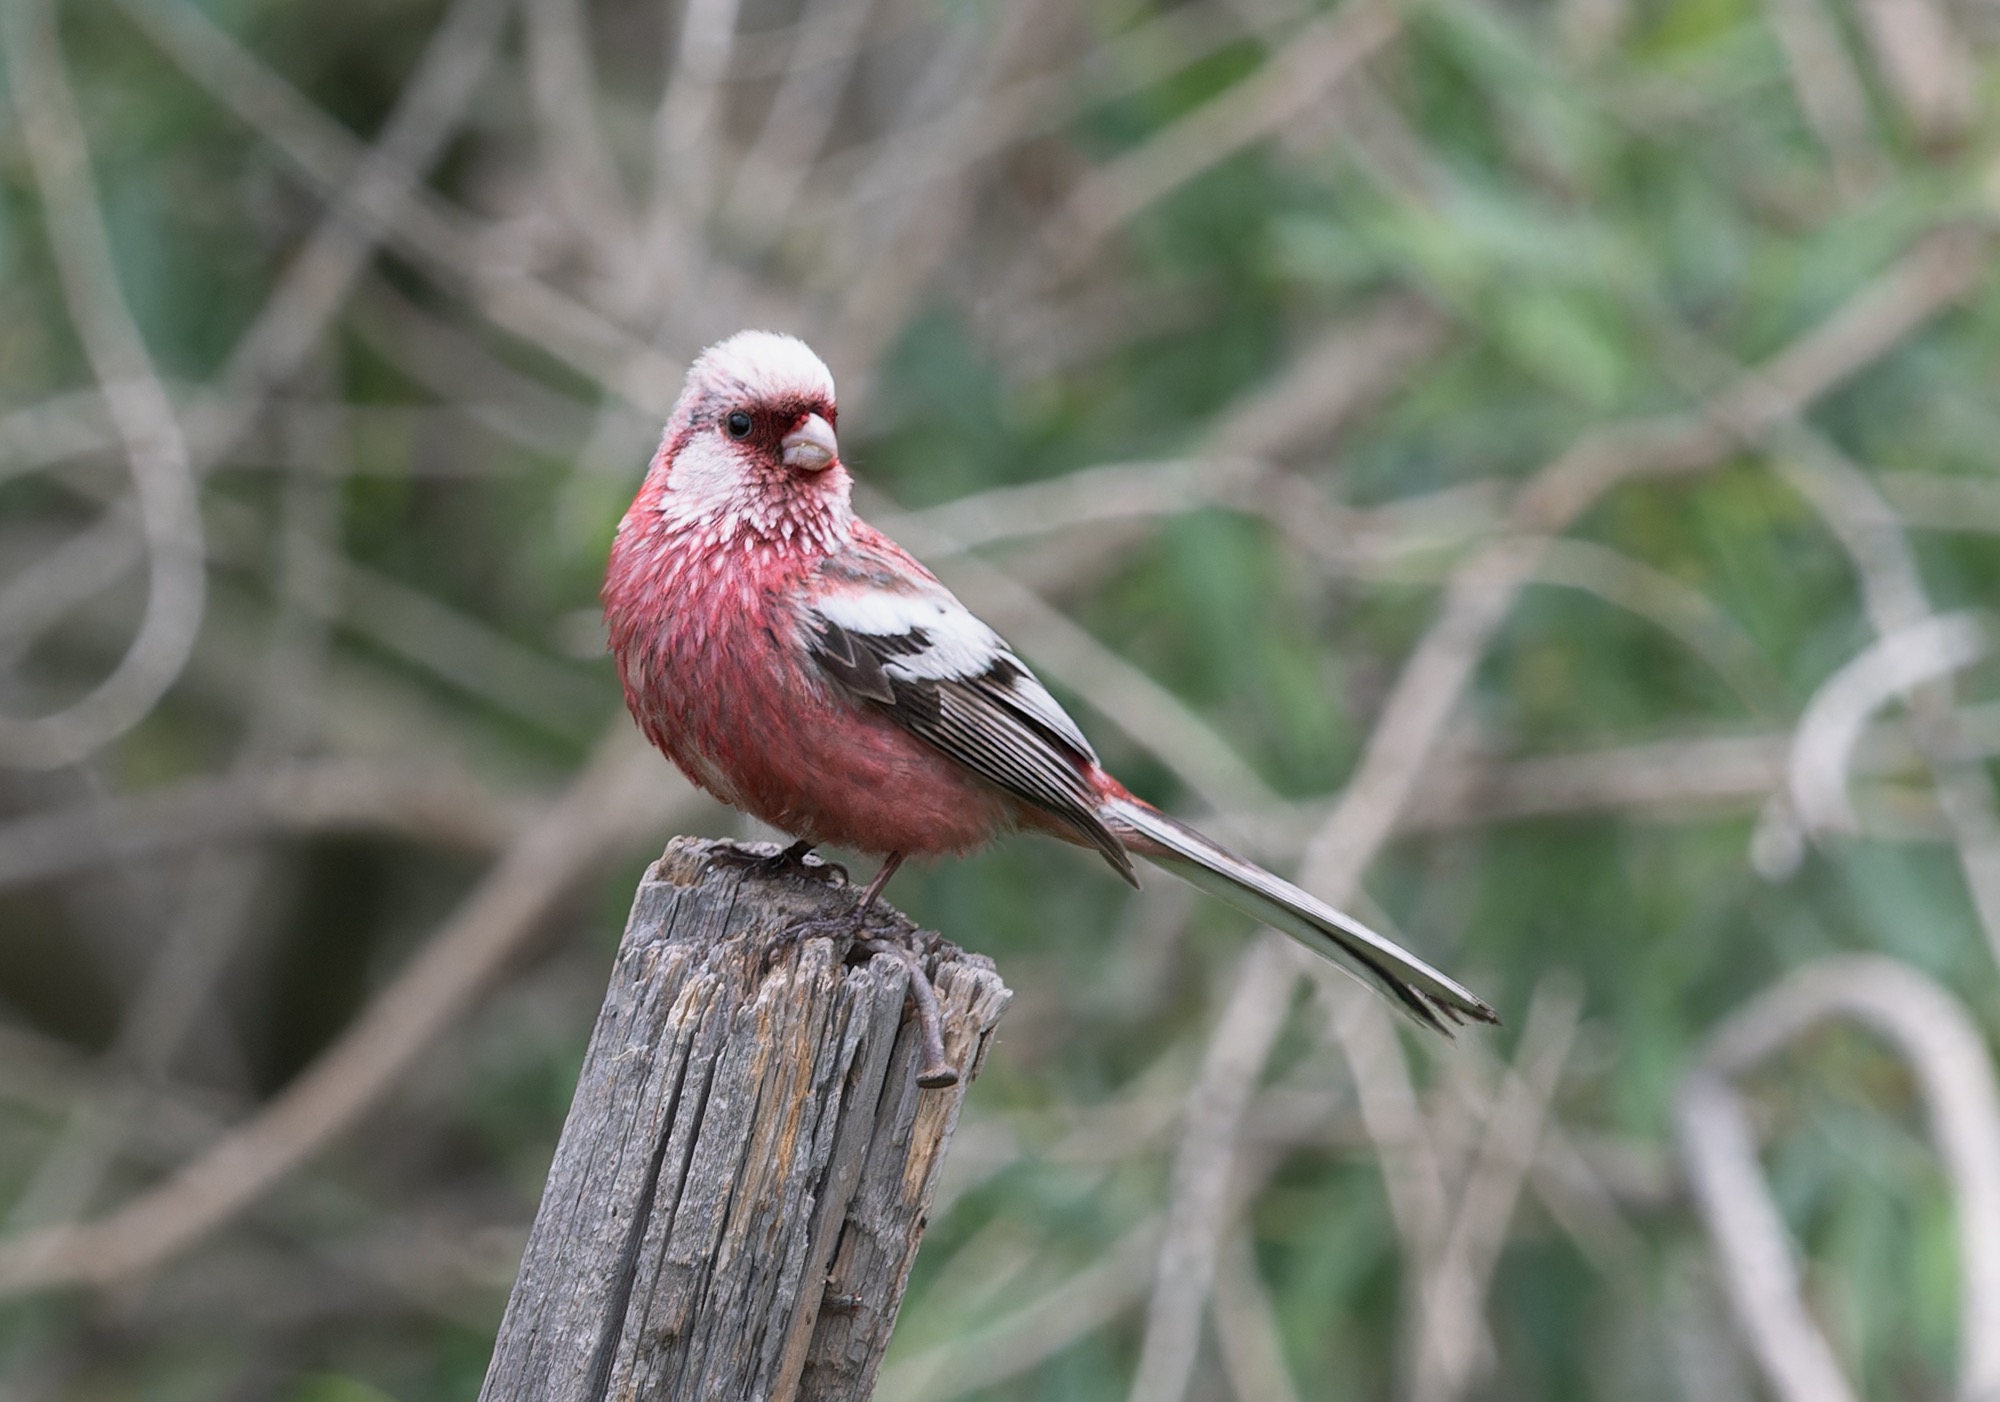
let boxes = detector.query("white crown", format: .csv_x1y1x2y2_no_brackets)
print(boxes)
692,330,836,406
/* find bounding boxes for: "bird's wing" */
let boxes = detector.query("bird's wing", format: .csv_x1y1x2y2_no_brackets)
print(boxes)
803,535,1135,881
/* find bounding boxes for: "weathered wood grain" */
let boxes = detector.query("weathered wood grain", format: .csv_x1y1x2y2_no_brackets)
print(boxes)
478,836,1011,1402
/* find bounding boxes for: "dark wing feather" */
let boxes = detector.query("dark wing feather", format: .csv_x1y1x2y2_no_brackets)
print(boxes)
810,615,899,705
807,612,1135,883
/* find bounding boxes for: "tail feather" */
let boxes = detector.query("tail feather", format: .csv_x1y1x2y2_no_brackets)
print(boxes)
1101,796,1498,1034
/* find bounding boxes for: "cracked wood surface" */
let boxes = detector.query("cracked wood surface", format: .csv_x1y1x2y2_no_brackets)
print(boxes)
478,836,1012,1402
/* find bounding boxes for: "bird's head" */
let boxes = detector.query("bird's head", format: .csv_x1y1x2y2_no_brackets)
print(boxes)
640,330,849,543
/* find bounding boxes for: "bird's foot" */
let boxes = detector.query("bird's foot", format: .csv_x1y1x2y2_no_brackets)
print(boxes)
756,880,960,1088
762,897,956,1091
756,906,890,982
706,839,849,887
766,911,863,957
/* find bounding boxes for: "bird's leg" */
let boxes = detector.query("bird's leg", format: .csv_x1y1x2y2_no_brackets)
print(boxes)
855,851,904,913
849,853,957,1087
768,851,956,1089
756,844,900,964
772,852,904,948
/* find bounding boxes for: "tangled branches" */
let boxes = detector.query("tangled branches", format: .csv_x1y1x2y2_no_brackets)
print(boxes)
1,0,1998,1397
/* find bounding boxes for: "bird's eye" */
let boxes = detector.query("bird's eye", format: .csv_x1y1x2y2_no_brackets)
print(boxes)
724,410,754,440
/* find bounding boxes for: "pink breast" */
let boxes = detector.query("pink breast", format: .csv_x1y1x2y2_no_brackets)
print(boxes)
612,549,1009,858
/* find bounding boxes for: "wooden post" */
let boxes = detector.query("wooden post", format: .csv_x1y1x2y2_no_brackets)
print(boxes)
478,836,1011,1402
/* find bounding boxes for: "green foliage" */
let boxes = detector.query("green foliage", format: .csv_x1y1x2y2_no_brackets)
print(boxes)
3,0,2000,1395
287,1377,403,1402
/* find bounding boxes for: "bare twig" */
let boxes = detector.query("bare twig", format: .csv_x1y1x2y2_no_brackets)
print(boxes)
1762,0,1885,194
1881,471,2000,536
1127,937,1298,1402
201,0,514,444
0,0,508,773
0,0,205,769
1313,959,1450,1260
1043,0,1401,278
1126,217,1983,1401
6,354,355,1240
829,0,1047,379
1392,721,2000,837
1770,432,2000,966
640,0,743,308
0,726,691,1294
721,0,882,245
881,295,1459,561
1272,525,1790,714
1213,1228,1305,1402
1523,538,1788,717
343,278,602,454
1856,0,1976,142
0,387,126,482
0,386,584,483
812,0,1303,240
1788,612,1991,836
119,0,685,414
0,508,142,666
1677,955,2000,1402
1527,1121,1648,1276
1408,977,1582,1402
874,1219,1161,1402
521,0,634,263
1679,1068,1858,1402
1202,294,1453,458
878,455,1268,552
0,759,531,891
1309,226,1984,895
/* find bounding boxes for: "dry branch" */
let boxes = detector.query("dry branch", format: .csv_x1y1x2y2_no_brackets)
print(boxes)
0,0,205,768
1044,0,1401,276
0,726,688,1296
1408,977,1581,1402
478,838,1009,1402
1127,937,1296,1402
0,759,530,892
1789,611,1993,836
874,1220,1159,1402
1676,955,2000,1402
119,0,685,413
1126,217,1984,1402
1769,435,2000,969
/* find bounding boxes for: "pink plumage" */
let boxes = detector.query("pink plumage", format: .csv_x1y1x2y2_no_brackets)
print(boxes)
602,330,1496,1033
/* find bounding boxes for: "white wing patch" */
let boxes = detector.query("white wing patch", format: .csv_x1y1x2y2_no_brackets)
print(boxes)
815,587,997,677
801,543,1132,879
812,583,1098,762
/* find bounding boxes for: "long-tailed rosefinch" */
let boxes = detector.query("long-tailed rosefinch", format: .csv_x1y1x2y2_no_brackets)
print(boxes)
603,331,1496,1040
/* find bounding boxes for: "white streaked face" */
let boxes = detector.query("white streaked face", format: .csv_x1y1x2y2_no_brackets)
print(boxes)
655,331,852,541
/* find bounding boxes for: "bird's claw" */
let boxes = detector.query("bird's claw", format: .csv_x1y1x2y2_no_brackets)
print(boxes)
706,839,846,886
769,912,860,952
756,908,884,982
758,915,955,1086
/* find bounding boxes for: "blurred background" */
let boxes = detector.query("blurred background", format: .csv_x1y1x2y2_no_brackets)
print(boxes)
2,0,2000,1396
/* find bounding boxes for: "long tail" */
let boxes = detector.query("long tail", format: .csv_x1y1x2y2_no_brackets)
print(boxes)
1100,795,1499,1034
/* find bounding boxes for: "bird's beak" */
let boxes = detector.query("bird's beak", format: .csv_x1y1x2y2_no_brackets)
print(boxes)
780,413,838,472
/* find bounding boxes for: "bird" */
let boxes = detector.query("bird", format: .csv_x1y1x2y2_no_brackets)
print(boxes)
602,329,1497,1075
